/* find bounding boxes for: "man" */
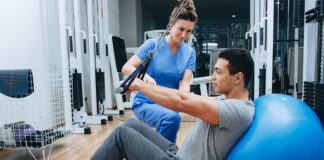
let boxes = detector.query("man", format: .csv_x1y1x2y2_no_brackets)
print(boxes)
91,48,255,160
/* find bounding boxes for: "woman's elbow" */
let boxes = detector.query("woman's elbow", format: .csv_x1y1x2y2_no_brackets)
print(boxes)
121,64,127,75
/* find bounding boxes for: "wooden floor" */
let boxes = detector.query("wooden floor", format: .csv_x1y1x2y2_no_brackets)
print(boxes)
0,109,195,160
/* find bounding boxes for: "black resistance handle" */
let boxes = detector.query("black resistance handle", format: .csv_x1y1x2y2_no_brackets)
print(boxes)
115,55,152,94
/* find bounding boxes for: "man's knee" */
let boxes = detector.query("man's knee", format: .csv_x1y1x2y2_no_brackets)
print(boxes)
113,125,130,138
100,125,130,148
124,118,141,127
112,125,139,145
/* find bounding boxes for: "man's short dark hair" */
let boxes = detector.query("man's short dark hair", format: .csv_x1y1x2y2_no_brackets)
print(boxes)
218,49,254,88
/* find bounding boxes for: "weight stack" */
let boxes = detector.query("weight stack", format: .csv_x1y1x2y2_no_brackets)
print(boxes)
315,83,324,126
303,81,316,109
303,81,324,126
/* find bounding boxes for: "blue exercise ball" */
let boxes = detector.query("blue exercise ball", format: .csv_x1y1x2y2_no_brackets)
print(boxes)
227,94,324,160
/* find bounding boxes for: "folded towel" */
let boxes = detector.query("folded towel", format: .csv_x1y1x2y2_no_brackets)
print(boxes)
0,69,34,98
13,124,36,142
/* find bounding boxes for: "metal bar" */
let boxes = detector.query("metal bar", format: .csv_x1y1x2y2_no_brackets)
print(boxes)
293,28,299,97
73,0,86,108
58,0,73,129
266,0,275,95
86,0,98,115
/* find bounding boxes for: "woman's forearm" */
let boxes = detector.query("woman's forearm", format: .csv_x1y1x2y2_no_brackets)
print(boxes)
179,81,190,92
179,70,193,92
122,64,136,76
122,55,143,76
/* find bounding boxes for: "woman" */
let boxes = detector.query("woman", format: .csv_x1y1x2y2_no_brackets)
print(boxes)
122,0,198,143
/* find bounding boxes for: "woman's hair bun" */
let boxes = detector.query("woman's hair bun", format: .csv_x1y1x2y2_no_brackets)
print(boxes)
170,0,198,23
179,0,195,11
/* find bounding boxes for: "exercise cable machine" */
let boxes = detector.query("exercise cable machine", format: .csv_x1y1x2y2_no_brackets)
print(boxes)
304,0,324,125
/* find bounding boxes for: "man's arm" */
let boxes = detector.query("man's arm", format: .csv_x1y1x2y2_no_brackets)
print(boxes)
130,79,220,124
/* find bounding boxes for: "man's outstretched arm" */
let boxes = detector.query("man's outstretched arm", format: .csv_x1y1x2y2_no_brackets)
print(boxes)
129,78,220,124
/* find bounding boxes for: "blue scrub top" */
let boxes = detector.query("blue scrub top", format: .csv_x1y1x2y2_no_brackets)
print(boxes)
133,38,196,104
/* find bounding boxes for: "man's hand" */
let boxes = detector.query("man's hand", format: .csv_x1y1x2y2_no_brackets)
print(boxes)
124,78,144,94
143,74,157,85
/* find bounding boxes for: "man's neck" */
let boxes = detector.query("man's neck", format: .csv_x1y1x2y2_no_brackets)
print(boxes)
225,88,249,101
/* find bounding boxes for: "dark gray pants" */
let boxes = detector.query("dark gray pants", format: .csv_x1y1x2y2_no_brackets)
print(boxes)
90,118,179,160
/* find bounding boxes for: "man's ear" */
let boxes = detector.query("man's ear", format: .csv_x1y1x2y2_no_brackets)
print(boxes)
234,72,244,85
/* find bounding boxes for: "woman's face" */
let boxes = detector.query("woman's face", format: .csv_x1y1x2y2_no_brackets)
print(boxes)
170,19,195,44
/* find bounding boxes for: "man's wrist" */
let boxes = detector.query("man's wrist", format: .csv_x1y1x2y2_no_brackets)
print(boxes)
134,79,143,91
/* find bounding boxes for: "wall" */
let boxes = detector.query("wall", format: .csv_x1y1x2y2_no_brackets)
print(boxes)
0,0,64,129
136,0,143,45
107,0,120,35
1,0,46,70
141,3,165,41
119,0,143,47
80,0,92,110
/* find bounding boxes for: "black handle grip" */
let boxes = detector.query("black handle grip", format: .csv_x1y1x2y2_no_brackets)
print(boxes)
260,27,264,45
115,55,153,94
264,20,268,50
69,36,73,52
253,32,257,49
115,60,150,94
83,39,87,54
115,66,142,94
105,44,108,57
96,42,99,56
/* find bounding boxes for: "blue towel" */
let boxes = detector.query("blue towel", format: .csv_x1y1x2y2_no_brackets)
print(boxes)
0,69,34,98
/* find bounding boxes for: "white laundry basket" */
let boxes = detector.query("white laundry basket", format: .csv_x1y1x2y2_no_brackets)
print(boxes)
0,69,73,159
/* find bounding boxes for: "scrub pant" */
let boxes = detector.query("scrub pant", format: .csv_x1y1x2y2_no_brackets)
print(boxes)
133,102,181,143
90,118,179,160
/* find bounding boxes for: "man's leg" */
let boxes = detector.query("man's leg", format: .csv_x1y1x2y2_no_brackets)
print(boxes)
133,103,181,143
123,118,178,154
90,123,178,160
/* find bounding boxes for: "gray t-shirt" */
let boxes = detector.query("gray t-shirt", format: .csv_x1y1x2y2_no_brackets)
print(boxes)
176,95,255,160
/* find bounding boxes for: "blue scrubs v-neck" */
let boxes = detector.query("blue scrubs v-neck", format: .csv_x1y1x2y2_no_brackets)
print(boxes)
134,38,195,103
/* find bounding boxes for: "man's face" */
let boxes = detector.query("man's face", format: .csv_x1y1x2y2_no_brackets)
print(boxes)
211,58,235,94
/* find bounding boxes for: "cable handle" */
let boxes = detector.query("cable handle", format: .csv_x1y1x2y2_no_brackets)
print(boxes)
114,65,142,94
115,55,152,94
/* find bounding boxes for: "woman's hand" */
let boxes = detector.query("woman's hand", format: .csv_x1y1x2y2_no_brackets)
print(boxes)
143,74,157,85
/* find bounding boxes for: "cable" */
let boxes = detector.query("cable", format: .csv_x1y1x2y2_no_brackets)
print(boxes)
110,116,126,122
